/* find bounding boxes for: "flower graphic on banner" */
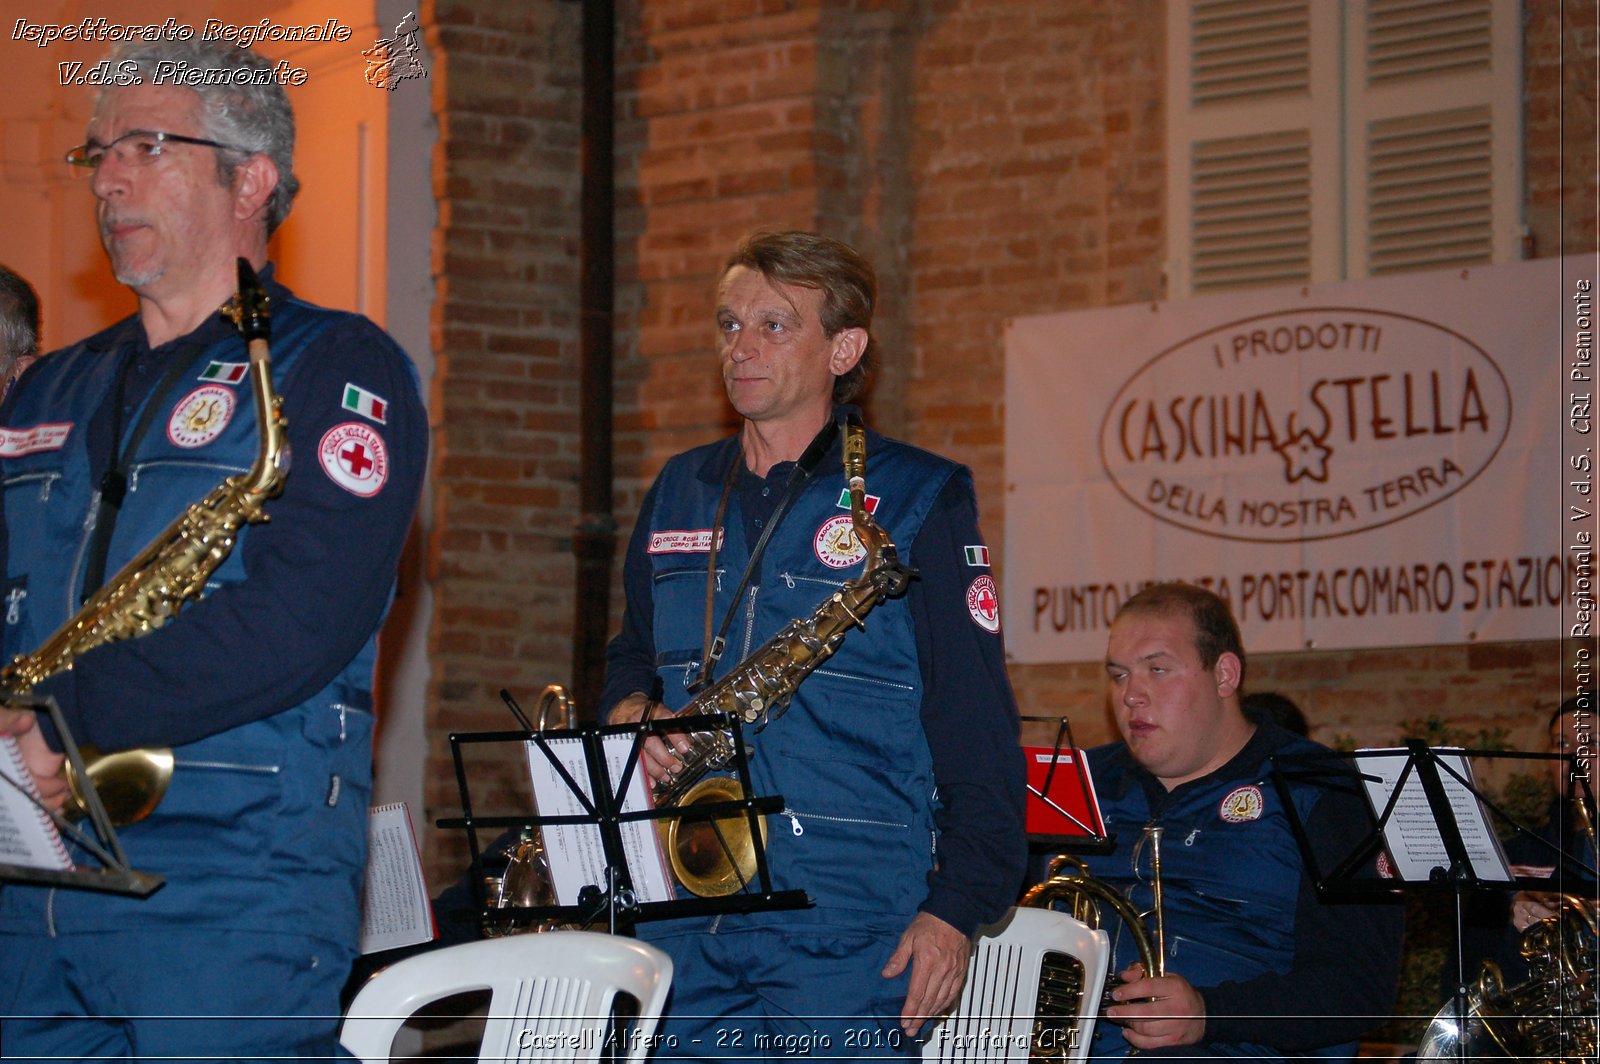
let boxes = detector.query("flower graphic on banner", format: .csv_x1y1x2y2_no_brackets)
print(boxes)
1278,424,1333,483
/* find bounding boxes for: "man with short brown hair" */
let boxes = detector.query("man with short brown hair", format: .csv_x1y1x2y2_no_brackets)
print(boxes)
602,230,1026,1056
1086,582,1403,1060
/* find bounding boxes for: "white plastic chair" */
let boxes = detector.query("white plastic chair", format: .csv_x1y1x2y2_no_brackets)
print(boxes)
340,931,673,1063
922,906,1110,1063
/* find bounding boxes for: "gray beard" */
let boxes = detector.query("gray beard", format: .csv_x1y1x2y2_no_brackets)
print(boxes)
110,257,163,288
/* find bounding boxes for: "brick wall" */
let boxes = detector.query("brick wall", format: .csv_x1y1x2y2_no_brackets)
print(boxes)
423,0,585,884
421,0,1597,884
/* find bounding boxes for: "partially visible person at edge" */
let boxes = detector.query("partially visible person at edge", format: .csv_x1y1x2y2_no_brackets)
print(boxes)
1076,582,1403,1061
1491,697,1593,960
599,230,1027,1057
0,38,426,1059
1241,689,1309,739
0,264,42,402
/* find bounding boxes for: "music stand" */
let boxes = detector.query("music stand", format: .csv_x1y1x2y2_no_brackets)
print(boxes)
1270,741,1597,1064
440,711,810,935
0,694,163,897
1022,715,1113,857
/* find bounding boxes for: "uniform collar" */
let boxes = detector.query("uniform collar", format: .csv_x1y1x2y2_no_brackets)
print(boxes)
82,263,291,354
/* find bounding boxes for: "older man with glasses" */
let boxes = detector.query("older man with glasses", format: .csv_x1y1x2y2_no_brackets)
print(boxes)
0,38,427,1059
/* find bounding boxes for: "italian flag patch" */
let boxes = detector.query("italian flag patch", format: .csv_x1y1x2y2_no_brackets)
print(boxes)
342,383,388,424
964,545,990,566
198,361,248,384
834,488,880,513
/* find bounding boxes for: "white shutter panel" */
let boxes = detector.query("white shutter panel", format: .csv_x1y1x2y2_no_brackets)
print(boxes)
1348,0,1522,276
1167,0,1342,296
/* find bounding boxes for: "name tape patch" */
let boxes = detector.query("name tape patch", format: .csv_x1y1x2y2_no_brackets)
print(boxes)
0,423,72,457
648,529,722,554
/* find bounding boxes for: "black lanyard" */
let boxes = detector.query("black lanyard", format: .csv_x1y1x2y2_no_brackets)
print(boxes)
79,340,211,599
687,417,839,695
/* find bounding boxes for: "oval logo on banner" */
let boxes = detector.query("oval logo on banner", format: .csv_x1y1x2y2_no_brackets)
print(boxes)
1097,308,1512,543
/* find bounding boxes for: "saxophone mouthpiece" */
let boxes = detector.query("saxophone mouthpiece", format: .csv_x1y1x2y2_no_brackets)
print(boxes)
231,258,271,343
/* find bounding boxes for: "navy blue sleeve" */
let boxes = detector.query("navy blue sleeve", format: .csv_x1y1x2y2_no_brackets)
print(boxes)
35,316,427,751
598,480,661,721
911,476,1029,937
1200,784,1405,1049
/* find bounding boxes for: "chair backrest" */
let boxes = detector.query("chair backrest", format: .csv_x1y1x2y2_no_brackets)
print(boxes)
340,930,673,1063
922,906,1110,1063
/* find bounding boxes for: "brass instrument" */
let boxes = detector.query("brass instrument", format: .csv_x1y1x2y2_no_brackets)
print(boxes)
483,685,578,936
1418,790,1599,1064
926,843,1167,1062
652,419,913,896
1,259,288,826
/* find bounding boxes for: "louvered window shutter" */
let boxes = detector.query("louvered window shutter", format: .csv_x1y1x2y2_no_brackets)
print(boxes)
1347,0,1522,275
1167,0,1521,296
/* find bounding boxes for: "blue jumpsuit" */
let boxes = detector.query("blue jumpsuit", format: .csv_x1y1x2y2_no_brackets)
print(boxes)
1080,722,1404,1061
600,415,1027,1058
0,269,427,1061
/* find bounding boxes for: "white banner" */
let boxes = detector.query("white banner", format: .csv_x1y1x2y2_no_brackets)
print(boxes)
1003,257,1593,662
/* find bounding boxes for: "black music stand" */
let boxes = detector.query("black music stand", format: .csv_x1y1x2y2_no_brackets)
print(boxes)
0,694,163,897
441,711,810,935
1270,742,1597,1064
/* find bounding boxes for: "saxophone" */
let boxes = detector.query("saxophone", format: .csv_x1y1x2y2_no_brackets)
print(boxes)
1,258,289,826
654,418,914,896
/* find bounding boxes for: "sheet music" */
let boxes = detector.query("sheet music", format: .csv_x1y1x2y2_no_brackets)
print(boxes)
359,802,436,954
524,733,674,906
0,735,72,873
1357,747,1512,883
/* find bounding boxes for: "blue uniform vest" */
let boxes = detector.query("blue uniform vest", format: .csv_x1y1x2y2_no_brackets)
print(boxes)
1081,731,1356,1060
0,300,377,943
644,429,961,932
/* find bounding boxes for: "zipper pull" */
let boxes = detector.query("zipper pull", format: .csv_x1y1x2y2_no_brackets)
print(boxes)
786,811,803,836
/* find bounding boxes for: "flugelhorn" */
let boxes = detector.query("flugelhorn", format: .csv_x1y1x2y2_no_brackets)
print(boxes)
1,259,288,826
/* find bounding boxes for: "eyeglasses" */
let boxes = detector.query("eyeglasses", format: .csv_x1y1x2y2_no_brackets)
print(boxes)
64,130,250,172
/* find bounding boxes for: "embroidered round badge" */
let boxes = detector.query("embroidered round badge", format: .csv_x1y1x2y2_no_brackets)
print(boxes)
318,422,389,497
966,575,1001,632
813,513,866,569
167,385,236,448
1218,785,1264,823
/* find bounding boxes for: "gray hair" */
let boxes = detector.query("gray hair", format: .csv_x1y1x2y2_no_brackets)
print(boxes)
0,263,40,365
100,39,299,235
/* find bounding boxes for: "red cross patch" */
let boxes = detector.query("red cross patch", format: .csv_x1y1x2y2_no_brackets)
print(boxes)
318,422,389,497
966,575,1000,633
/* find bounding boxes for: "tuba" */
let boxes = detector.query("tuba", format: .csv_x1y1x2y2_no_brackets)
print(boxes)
1,259,289,826
649,418,913,896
